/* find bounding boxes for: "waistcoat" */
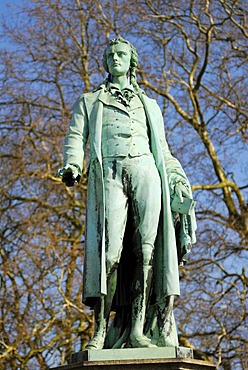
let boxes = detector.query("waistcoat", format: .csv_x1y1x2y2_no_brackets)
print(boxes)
101,93,151,158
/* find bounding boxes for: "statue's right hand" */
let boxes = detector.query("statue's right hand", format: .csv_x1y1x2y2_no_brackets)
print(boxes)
56,165,81,187
62,170,76,187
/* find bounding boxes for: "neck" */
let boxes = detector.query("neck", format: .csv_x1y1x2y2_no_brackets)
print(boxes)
110,74,131,90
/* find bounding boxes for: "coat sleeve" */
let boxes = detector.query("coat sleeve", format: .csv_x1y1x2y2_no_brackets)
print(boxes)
63,96,89,176
155,101,197,249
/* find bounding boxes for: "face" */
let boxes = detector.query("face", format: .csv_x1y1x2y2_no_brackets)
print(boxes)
106,43,131,77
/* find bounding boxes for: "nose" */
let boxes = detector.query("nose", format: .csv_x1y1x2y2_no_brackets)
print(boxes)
112,53,118,61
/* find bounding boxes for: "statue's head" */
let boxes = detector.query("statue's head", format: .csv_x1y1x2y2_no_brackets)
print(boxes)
102,37,139,91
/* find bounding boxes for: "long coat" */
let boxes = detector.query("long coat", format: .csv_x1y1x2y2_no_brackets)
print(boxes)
63,84,196,306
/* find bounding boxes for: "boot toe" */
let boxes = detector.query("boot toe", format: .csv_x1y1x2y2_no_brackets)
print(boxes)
129,335,157,348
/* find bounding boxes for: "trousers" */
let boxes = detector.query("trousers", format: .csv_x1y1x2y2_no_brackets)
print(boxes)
103,154,161,276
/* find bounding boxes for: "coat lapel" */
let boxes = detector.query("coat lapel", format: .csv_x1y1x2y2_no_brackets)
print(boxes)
139,94,164,168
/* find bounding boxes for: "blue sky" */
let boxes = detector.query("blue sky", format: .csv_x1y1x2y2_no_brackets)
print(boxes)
0,0,25,29
0,0,247,189
0,0,22,15
0,0,22,45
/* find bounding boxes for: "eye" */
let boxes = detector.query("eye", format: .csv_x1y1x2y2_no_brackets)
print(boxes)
118,52,127,56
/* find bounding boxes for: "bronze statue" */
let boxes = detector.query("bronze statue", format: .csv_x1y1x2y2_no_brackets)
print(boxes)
58,37,196,349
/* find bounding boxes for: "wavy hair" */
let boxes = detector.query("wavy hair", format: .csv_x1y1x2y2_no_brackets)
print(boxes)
102,37,139,92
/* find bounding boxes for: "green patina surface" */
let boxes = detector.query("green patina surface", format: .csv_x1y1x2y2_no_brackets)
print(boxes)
58,37,197,350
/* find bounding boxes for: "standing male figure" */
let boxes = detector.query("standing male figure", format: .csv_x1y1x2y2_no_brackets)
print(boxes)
58,37,196,349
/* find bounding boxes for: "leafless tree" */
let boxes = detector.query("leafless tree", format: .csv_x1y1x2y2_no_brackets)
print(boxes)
0,1,247,369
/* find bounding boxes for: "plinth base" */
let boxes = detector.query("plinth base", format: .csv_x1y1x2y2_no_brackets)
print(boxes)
72,346,193,362
51,358,216,370
50,347,216,369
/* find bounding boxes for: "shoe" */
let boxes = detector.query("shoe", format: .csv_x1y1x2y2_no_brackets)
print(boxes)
129,334,157,348
85,332,105,350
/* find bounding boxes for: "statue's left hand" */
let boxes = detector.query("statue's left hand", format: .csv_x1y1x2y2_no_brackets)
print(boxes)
174,181,191,203
171,178,196,214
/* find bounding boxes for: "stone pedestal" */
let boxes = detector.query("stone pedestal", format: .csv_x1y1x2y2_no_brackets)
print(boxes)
50,347,216,370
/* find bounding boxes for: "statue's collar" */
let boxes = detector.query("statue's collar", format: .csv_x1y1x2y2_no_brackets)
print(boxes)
106,82,135,94
93,80,135,93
